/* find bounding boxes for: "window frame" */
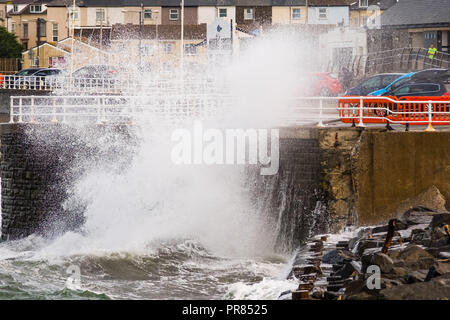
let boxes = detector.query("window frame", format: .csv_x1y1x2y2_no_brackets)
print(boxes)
361,16,368,27
52,23,58,42
144,9,152,20
96,8,106,23
184,44,197,56
359,0,369,8
169,9,179,21
23,23,28,38
244,8,254,20
30,4,42,13
318,8,328,20
218,8,227,18
164,42,173,53
292,8,301,20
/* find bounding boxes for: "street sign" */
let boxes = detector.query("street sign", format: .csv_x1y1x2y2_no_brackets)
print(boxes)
207,18,231,42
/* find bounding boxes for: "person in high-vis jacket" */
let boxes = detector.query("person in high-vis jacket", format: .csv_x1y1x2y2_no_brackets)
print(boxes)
427,44,438,66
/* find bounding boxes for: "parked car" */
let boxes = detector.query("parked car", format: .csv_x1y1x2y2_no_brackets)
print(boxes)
6,68,45,88
382,81,448,98
375,80,450,118
345,73,405,96
71,65,120,89
381,68,450,95
31,68,67,88
297,72,342,96
368,72,416,96
313,72,342,96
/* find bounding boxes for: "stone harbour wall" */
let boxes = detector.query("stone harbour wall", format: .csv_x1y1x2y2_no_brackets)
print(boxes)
319,128,364,232
1,123,449,243
0,123,136,241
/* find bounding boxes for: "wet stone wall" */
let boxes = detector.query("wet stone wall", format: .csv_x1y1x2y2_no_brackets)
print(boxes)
0,123,136,241
250,128,329,252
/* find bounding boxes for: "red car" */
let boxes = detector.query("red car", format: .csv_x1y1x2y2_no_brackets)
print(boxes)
312,72,342,96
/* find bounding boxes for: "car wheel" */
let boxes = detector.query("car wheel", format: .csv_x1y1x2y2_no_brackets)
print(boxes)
320,87,332,97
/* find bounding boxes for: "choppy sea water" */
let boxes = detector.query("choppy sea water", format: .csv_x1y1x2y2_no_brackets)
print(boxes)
0,234,297,300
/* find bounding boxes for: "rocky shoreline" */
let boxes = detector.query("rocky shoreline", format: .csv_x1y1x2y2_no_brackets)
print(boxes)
285,204,450,300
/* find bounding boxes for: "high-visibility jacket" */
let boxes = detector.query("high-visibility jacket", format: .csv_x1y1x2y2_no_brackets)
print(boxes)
428,47,437,59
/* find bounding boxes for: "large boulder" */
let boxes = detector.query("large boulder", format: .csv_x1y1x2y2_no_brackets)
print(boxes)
355,239,384,257
395,186,447,218
389,245,434,262
389,245,436,270
430,213,450,229
322,249,356,265
361,252,394,274
404,270,429,283
378,274,450,300
372,252,395,273
425,261,450,281
400,206,438,226
429,213,450,246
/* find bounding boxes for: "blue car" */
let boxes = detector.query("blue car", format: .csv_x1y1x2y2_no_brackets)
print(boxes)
369,72,415,96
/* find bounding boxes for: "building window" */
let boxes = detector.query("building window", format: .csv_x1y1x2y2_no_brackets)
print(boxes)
292,8,301,20
23,23,28,38
361,16,368,27
244,8,254,20
164,43,173,53
96,8,105,23
144,9,152,19
52,23,58,42
218,8,227,18
13,5,18,13
359,0,369,7
11,23,15,34
140,44,154,55
169,9,179,20
318,8,328,20
184,44,197,56
69,7,79,20
38,19,46,37
30,4,42,13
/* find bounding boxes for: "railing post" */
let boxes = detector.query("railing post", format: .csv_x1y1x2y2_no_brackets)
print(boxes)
317,98,325,127
51,98,58,123
96,97,102,124
30,97,36,123
425,100,435,132
101,96,106,123
9,96,14,123
62,97,67,123
357,96,365,127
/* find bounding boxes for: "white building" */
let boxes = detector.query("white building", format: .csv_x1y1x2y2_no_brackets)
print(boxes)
198,5,236,24
308,5,349,26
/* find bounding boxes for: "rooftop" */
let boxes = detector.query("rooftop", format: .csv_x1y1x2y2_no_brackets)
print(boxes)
381,0,450,28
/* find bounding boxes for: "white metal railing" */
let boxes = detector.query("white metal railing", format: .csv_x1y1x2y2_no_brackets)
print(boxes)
9,95,234,125
1,75,222,95
8,95,450,127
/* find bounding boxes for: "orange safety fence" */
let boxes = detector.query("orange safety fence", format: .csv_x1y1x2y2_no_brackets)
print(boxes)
338,96,450,125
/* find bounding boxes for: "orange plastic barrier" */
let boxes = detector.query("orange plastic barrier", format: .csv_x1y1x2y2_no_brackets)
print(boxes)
338,96,450,125
0,73,3,86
